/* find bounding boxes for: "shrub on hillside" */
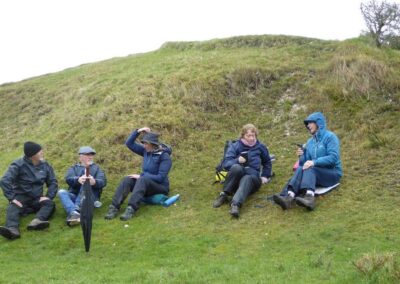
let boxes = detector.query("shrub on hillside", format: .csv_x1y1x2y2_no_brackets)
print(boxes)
329,55,394,100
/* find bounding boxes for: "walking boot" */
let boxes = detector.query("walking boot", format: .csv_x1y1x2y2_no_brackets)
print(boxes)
213,192,228,208
66,211,81,226
273,194,294,210
120,206,135,221
104,204,119,220
27,218,50,230
230,204,240,218
0,226,20,240
295,194,316,211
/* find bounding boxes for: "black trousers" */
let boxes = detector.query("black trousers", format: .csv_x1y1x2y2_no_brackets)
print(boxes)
5,194,55,228
223,164,261,206
111,176,169,210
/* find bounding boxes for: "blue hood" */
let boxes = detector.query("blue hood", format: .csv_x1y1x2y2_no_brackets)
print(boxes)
304,112,326,139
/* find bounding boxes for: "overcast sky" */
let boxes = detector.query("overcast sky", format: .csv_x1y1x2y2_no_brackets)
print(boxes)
0,0,393,85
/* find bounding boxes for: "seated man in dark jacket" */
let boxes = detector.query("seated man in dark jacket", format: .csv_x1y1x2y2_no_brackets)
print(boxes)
105,127,172,221
58,146,107,226
0,141,58,240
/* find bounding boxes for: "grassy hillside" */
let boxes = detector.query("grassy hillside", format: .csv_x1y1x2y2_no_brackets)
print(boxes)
0,34,399,283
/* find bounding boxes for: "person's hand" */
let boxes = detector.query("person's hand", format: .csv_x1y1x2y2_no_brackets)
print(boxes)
138,127,151,133
127,174,140,179
88,175,96,186
11,199,23,207
261,177,269,184
303,160,314,170
39,196,50,202
238,156,247,164
297,147,304,157
78,175,87,185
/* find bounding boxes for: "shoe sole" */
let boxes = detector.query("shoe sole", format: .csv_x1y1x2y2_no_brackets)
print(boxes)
0,227,20,240
295,199,315,211
230,212,239,218
104,213,118,220
27,222,50,231
120,216,133,221
273,195,289,210
67,219,80,226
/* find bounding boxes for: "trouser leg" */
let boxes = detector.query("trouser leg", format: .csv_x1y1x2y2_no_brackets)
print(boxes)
223,164,245,195
92,188,102,201
127,177,168,210
33,199,55,221
300,167,341,191
58,190,77,215
287,167,304,195
111,176,136,209
232,175,261,206
5,203,24,228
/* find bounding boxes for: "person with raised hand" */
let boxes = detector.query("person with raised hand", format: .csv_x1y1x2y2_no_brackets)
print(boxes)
105,127,172,221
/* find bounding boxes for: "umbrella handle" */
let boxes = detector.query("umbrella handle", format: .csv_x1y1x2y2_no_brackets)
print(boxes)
85,165,90,177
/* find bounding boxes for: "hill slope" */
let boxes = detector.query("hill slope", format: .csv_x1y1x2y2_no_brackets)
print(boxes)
0,35,399,283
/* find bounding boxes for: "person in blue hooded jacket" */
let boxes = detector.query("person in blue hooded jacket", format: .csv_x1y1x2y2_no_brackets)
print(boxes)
213,123,272,218
105,127,172,221
274,112,342,211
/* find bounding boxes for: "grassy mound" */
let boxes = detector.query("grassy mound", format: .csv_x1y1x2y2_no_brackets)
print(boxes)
0,35,399,283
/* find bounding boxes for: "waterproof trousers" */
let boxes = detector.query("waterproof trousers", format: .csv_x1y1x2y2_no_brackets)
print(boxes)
5,194,55,228
222,164,261,206
288,167,341,195
111,176,168,210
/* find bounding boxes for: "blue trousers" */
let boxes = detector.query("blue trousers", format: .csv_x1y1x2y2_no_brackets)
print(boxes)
286,167,341,195
58,187,101,215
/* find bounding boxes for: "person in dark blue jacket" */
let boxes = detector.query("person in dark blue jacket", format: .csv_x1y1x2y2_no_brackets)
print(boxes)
213,124,272,218
105,127,172,221
274,112,343,211
58,146,107,226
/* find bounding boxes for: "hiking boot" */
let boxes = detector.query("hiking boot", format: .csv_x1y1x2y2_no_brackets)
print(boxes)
27,218,50,230
120,206,135,221
213,192,228,208
230,204,240,218
273,194,295,210
104,204,119,220
295,194,316,211
0,226,20,240
66,211,81,227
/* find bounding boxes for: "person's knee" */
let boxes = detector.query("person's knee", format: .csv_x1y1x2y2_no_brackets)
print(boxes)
136,176,152,186
122,176,132,183
57,189,68,197
41,199,55,208
302,167,316,177
230,164,243,175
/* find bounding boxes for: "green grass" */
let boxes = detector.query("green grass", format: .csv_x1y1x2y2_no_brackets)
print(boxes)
0,34,399,283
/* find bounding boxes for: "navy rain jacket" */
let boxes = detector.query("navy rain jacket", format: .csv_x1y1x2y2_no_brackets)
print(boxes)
125,130,172,189
0,156,58,201
222,139,272,178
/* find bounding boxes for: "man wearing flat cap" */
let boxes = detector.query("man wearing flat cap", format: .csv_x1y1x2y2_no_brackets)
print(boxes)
58,146,106,226
0,141,58,240
105,127,172,221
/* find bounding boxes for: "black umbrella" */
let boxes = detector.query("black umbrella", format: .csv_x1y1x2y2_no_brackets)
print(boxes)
80,166,94,252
